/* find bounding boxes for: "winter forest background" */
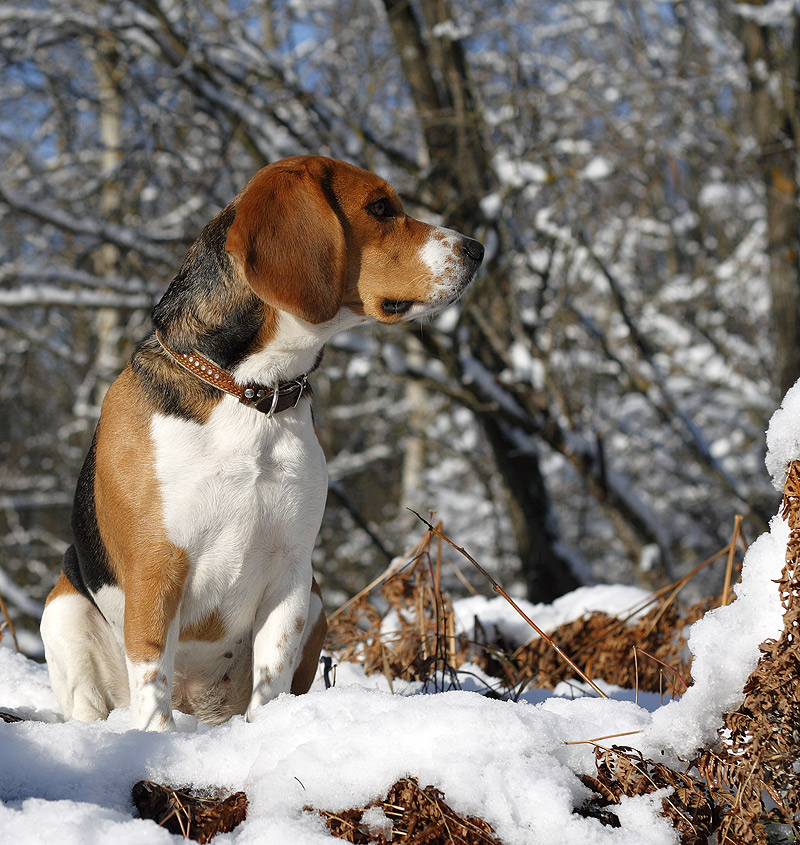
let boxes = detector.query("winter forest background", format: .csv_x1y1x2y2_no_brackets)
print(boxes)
1,0,797,654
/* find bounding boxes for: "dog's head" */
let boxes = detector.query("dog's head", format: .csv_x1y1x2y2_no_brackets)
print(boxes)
225,156,483,325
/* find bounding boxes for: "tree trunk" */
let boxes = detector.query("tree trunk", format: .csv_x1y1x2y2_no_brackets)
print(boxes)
381,0,579,599
92,36,125,405
738,6,800,397
480,416,579,601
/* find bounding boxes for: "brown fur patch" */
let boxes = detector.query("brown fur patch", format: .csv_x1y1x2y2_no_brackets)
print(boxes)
44,572,80,608
93,366,166,589
92,376,190,663
180,611,227,643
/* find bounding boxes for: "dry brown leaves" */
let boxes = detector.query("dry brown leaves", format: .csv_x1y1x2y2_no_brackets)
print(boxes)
579,745,719,844
690,461,800,843
309,776,500,845
513,599,711,696
327,530,464,693
131,780,247,843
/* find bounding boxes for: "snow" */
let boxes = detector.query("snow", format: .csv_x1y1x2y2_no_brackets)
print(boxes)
765,377,800,490
733,0,800,27
579,157,613,181
451,584,652,645
1,392,796,842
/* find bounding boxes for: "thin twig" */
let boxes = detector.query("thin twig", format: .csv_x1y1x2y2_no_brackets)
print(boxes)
450,561,479,596
409,510,609,699
0,591,19,653
642,542,732,636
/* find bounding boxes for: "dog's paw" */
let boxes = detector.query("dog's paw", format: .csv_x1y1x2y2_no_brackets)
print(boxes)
130,709,176,732
245,682,287,721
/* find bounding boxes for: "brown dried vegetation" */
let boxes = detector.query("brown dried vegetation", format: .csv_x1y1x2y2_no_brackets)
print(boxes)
131,780,247,843
572,463,800,845
310,777,500,845
324,480,800,843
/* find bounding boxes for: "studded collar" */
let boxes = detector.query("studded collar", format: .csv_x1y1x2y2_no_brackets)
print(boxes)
154,330,313,416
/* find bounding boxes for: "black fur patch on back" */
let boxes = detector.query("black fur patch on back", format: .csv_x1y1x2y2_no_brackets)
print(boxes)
63,433,118,601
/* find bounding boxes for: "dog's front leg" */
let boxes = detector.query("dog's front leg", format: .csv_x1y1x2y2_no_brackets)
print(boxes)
246,567,311,721
123,544,189,731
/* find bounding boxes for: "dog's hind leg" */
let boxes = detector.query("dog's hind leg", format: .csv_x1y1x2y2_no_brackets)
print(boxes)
41,572,128,722
290,577,327,695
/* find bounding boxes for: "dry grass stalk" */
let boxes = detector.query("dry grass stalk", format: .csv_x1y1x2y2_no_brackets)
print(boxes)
721,514,744,608
409,510,610,698
309,776,500,844
327,528,460,691
328,532,435,626
131,780,247,843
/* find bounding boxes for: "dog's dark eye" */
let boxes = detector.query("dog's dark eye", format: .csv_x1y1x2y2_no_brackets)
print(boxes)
367,198,394,219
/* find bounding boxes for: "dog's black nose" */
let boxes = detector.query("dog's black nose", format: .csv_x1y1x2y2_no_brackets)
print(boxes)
462,238,484,265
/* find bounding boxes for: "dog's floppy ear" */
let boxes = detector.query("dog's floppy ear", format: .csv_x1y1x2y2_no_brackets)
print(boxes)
226,162,347,324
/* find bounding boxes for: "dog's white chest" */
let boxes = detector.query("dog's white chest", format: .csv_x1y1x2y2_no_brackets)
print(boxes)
150,398,327,613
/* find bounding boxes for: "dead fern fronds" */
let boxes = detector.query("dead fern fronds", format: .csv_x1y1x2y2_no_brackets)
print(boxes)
513,598,710,697
309,776,500,844
131,780,247,843
580,460,800,843
692,460,800,843
327,524,468,692
579,745,720,844
328,520,716,700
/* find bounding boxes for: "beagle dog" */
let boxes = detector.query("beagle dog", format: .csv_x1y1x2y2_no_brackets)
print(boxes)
40,155,484,730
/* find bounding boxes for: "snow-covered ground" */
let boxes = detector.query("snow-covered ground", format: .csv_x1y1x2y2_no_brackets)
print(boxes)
3,383,799,844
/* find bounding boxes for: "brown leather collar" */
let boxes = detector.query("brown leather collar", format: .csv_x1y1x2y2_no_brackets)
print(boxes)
154,330,312,416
